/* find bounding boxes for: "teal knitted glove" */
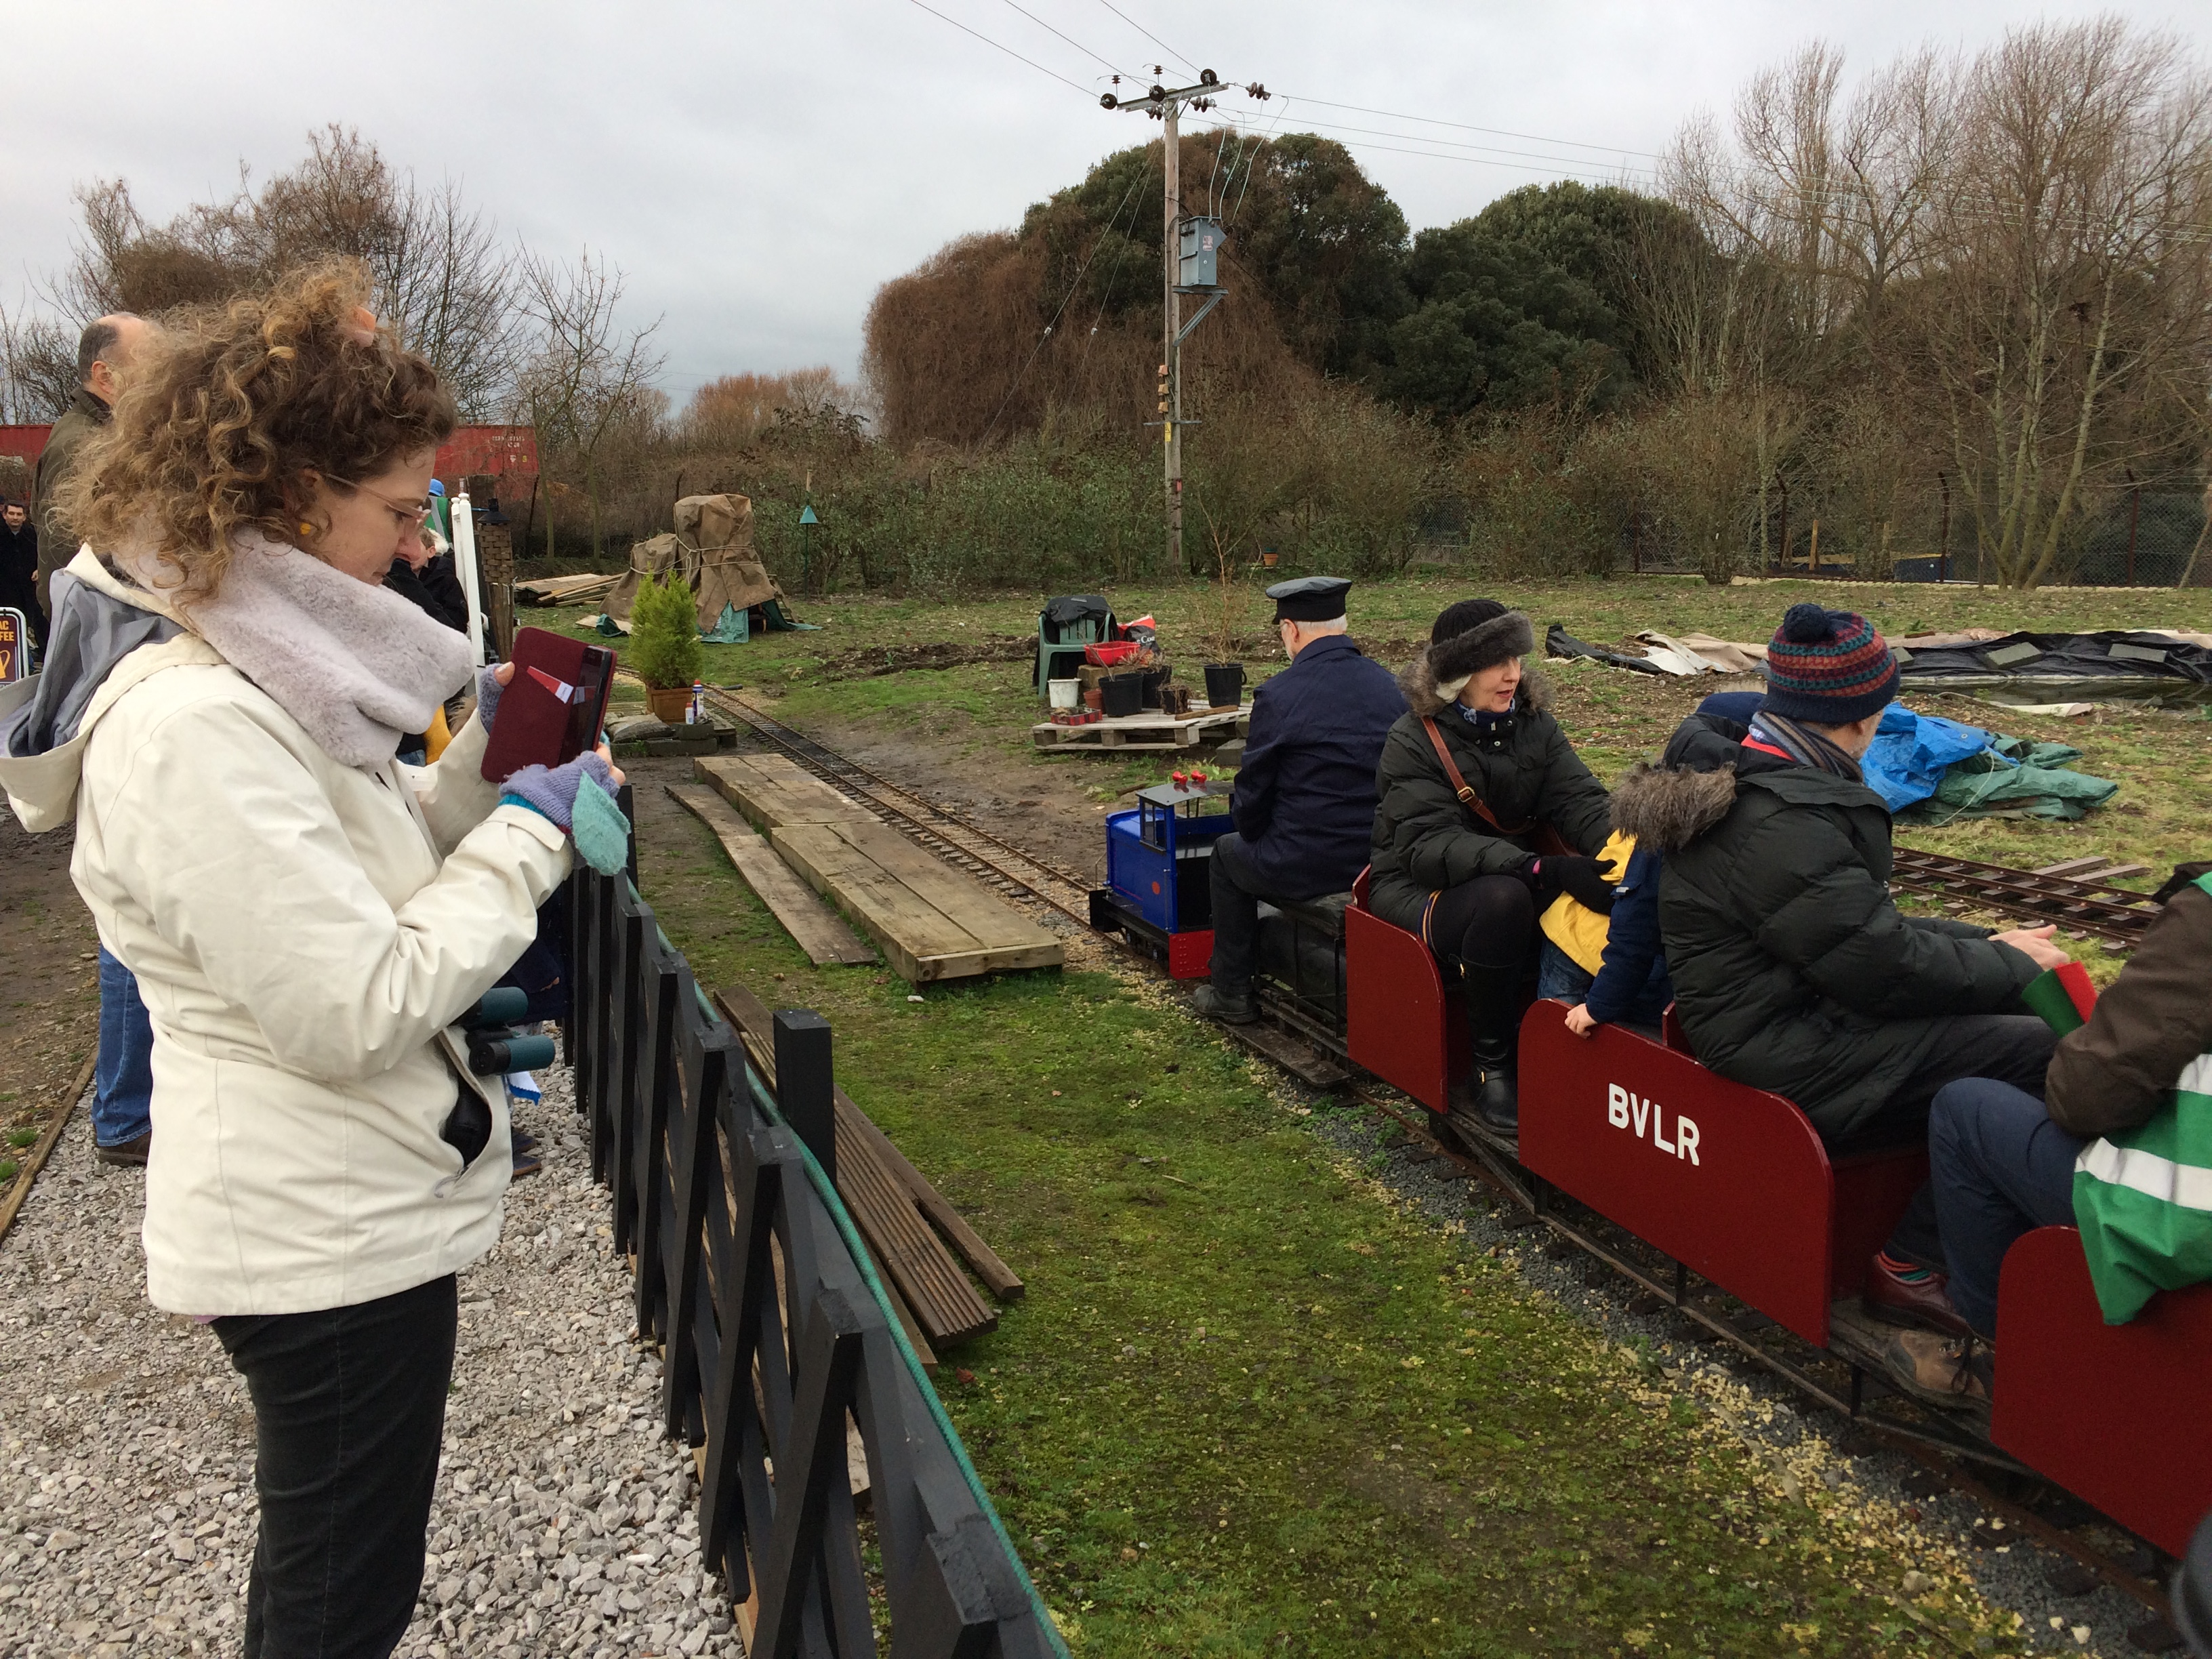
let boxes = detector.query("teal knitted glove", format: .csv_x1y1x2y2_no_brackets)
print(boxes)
570,772,631,876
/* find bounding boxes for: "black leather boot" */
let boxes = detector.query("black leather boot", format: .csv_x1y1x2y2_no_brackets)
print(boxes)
1450,961,1521,1134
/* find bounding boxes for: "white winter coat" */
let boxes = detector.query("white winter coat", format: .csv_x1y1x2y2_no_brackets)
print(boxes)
0,551,572,1315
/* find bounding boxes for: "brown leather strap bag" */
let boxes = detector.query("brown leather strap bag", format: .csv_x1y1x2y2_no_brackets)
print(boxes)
1420,715,1571,855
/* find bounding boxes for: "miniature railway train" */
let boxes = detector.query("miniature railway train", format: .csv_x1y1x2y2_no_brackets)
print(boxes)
1090,779,2212,1586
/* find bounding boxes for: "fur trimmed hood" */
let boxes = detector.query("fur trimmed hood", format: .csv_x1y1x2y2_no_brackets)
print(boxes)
1609,761,1738,854
1395,655,1553,718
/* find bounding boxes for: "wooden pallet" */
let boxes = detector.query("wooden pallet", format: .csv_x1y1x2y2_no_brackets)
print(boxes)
769,819,1064,983
665,784,878,966
696,753,878,831
1030,705,1246,751
714,983,1017,1349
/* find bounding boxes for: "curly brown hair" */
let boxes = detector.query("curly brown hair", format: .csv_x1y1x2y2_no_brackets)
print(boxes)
54,260,457,607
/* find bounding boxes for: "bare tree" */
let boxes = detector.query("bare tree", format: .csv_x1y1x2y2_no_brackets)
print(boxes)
255,129,520,416
514,249,666,557
1924,20,2212,588
0,300,78,421
40,129,522,418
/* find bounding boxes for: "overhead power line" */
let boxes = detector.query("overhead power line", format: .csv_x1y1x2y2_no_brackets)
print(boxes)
996,0,1136,81
1090,0,1200,77
903,0,1093,96
1271,92,1667,161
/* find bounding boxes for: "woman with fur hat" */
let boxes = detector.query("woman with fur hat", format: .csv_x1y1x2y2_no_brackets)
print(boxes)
1368,599,1615,1132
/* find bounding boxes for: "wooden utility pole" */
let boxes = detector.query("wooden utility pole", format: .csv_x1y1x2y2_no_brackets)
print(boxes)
1107,71,1263,576
1164,99,1182,573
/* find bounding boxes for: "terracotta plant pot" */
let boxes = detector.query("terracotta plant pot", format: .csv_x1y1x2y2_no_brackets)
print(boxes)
647,685,693,723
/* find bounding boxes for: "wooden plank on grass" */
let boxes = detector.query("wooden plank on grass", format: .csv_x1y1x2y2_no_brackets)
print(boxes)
665,785,877,967
714,982,1022,1303
696,754,877,834
837,1118,997,1346
710,983,997,1347
770,822,1062,982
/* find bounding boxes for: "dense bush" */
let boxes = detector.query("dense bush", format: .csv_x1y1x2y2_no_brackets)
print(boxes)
628,572,704,690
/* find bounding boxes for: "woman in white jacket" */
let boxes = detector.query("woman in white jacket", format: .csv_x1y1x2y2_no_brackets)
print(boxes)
0,265,622,1659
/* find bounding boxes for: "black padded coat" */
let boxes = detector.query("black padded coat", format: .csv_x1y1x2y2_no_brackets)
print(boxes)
1366,663,1612,936
1634,712,2040,1141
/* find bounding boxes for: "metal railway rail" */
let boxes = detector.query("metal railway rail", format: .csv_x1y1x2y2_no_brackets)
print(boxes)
683,702,2175,1617
1891,846,2158,947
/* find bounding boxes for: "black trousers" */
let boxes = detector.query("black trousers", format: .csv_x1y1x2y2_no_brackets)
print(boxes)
1851,1014,2060,1273
1206,833,1288,997
214,1274,459,1659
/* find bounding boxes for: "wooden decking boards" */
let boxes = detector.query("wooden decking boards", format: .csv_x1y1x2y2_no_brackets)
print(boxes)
769,819,1064,983
696,753,878,832
665,783,877,967
699,754,1061,982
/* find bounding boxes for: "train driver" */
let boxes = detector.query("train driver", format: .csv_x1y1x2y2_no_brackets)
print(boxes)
1366,600,1616,1134
1192,576,1406,1026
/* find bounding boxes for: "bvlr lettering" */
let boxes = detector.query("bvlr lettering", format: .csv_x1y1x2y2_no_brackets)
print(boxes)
1607,1084,1700,1166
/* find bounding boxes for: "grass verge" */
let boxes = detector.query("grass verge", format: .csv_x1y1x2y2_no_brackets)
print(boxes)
634,777,2034,1658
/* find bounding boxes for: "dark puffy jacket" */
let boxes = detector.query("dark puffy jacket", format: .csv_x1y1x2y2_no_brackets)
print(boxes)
1229,632,1406,899
1367,663,1612,935
1638,712,2039,1141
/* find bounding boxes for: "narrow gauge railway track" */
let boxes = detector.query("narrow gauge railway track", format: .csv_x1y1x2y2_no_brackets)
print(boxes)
680,703,2175,1618
1890,846,2157,947
701,690,1100,925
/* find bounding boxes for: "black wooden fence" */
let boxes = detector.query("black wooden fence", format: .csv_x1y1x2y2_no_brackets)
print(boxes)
565,851,1065,1659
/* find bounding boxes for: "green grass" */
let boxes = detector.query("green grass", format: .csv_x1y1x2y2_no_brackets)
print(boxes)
639,796,2030,1657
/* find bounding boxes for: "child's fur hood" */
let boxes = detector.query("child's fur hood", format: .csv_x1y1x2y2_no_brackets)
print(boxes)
1609,760,1739,853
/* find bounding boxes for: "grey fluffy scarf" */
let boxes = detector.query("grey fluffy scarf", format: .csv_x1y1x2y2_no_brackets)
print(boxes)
125,530,474,768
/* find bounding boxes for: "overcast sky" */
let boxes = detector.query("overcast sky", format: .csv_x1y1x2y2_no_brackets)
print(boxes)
5,0,2205,407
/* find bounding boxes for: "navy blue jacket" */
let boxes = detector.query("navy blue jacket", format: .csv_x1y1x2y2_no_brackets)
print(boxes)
1230,634,1406,898
1583,845,1673,1024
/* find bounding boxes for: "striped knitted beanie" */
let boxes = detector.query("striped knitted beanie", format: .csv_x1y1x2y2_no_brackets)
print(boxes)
1761,603,1898,724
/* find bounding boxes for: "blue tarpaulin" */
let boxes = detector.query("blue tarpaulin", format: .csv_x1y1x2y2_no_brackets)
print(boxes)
1862,702,2118,823
1863,705,1992,811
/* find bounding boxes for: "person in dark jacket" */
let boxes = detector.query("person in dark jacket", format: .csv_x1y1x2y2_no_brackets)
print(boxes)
1641,602,2070,1330
33,314,152,632
1556,690,1766,1038
1368,600,1614,1131
33,313,161,1168
1882,862,2212,1408
1,500,36,660
1193,576,1404,1024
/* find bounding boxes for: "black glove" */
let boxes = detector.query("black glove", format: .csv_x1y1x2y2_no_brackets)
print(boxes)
1532,854,1619,914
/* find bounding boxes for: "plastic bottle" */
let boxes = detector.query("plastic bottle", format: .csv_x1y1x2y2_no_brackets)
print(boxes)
688,681,703,725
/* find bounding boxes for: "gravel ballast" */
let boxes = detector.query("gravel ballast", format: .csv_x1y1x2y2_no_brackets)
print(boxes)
0,1067,741,1659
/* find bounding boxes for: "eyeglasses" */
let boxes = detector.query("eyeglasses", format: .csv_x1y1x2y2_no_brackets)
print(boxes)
330,476,433,532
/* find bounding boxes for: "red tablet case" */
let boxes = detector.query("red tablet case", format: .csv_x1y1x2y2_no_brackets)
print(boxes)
480,628,617,781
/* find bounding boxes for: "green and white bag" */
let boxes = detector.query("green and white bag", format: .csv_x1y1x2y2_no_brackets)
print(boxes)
2071,875,2212,1324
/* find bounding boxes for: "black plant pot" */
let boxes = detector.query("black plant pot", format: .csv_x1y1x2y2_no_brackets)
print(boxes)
1203,663,1244,708
1099,672,1145,718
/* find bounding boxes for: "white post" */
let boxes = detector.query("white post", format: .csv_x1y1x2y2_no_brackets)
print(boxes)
451,487,487,668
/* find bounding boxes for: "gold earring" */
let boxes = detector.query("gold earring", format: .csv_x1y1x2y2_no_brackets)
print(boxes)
298,521,314,536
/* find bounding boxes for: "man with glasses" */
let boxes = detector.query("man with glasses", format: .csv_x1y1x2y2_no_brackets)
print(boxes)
1191,577,1406,1025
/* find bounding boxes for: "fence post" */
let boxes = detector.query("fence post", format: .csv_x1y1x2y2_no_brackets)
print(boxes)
2126,470,2141,586
1939,473,1950,584
774,1008,836,1183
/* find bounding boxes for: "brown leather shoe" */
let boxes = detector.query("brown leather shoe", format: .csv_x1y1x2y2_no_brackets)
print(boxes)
1880,1328,1991,1414
95,1131,152,1168
1863,1255,1972,1338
